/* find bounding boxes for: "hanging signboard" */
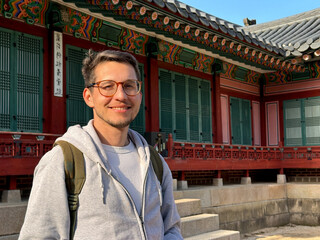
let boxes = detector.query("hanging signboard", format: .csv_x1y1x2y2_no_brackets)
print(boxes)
54,31,63,97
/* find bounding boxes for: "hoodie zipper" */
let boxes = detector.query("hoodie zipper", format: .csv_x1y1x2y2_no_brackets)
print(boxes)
140,170,149,239
100,163,149,240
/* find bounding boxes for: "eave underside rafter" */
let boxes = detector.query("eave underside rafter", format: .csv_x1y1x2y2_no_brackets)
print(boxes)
55,0,306,74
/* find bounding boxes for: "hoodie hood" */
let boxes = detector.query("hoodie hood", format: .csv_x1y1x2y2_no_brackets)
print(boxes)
55,120,151,173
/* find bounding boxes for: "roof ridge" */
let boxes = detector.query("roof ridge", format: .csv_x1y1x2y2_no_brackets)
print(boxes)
242,7,320,33
171,0,242,27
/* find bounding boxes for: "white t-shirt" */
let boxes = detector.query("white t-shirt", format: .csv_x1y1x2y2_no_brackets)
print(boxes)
102,141,144,214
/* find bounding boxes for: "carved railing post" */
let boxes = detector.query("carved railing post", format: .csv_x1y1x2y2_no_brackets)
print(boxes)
167,133,173,158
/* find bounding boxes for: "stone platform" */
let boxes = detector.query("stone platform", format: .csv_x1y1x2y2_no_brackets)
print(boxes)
2,183,320,239
174,183,320,235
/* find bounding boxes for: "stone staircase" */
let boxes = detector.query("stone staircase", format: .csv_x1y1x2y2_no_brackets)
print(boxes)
175,199,240,240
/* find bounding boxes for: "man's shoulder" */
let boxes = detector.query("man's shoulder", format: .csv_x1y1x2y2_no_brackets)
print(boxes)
35,145,65,174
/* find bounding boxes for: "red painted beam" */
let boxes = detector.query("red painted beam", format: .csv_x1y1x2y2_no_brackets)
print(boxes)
165,158,320,171
280,159,320,168
165,158,283,171
0,157,40,176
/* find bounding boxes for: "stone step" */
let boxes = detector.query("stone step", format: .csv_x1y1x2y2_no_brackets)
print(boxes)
184,230,240,240
0,234,19,240
181,213,219,238
0,202,27,237
175,198,202,217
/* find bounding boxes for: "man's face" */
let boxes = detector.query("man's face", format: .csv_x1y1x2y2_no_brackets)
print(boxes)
83,61,142,131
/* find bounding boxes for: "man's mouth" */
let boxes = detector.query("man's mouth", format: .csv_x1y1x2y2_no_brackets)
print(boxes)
110,106,131,111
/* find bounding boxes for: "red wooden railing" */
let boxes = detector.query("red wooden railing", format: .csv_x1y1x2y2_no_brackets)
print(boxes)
1,132,320,189
0,131,61,189
165,134,320,172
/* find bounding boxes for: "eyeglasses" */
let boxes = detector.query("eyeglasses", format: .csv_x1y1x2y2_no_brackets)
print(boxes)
87,79,142,97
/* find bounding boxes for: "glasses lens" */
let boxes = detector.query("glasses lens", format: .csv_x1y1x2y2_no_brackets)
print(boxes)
123,80,140,96
99,81,117,96
97,80,141,97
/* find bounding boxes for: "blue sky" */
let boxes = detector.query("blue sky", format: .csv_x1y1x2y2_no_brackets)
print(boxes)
180,0,320,26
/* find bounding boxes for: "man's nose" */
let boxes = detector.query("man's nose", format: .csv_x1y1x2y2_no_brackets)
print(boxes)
113,83,127,99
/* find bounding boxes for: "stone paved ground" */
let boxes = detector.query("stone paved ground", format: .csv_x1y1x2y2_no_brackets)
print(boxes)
242,224,320,240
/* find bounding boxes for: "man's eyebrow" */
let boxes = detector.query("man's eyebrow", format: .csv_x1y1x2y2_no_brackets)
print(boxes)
100,79,139,81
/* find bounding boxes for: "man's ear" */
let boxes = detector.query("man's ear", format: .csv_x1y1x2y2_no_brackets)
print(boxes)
83,88,94,108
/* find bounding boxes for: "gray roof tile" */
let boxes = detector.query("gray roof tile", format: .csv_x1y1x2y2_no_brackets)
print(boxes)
199,16,210,26
236,32,244,41
186,6,199,22
153,0,165,8
165,0,177,12
175,2,189,18
164,0,320,58
311,38,320,49
243,7,320,57
159,0,287,56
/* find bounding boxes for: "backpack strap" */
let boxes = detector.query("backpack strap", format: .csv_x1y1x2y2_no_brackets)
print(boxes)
149,145,163,184
54,140,86,240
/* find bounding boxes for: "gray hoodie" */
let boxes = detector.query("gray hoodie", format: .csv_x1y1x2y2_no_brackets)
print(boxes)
19,120,182,240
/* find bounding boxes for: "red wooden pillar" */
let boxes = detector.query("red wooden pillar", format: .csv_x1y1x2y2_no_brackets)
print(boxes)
213,71,222,144
278,100,284,147
50,31,67,134
41,28,50,133
260,101,266,146
9,176,17,190
259,75,266,146
146,56,159,132
178,171,185,181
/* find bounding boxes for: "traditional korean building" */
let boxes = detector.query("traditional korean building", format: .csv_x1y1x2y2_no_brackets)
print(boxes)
1,0,320,194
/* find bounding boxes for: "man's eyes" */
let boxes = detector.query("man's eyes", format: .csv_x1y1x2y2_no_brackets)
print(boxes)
124,81,137,88
124,83,136,88
99,81,137,89
101,84,114,89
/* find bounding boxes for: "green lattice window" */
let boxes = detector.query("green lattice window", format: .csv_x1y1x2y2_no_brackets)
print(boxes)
66,46,92,127
284,97,320,146
159,69,212,142
230,97,252,145
159,70,173,137
0,28,43,132
130,64,145,135
175,74,187,140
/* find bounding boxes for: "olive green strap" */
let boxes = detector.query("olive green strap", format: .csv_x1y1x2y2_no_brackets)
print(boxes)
149,145,163,184
54,140,86,240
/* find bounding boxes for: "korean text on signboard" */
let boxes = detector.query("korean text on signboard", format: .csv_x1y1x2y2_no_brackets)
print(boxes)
54,31,63,97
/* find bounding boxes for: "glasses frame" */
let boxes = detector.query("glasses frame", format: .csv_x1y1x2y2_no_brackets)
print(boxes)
87,79,142,97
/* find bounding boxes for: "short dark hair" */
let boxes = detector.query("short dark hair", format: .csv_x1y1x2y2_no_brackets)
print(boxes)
82,49,140,87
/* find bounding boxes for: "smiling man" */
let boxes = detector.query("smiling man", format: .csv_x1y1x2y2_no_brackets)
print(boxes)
19,50,182,240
